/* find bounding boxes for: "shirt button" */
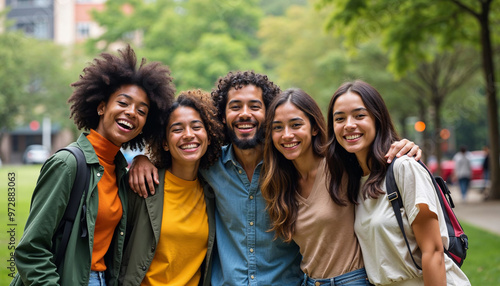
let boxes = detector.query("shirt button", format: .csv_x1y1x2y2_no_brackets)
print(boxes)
249,221,254,226
120,232,124,236
97,173,101,177
315,282,321,286
249,195,254,200
238,170,242,174
251,275,255,279
250,248,254,253
142,266,147,271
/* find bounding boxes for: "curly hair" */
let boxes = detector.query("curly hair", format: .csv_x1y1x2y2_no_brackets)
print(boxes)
68,44,176,150
148,89,224,170
211,70,281,144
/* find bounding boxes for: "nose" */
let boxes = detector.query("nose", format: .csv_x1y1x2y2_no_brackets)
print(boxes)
239,105,251,119
183,127,195,139
345,116,356,129
283,126,294,140
125,104,137,118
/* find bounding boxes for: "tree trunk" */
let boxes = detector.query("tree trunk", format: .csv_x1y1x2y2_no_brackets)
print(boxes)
479,5,500,200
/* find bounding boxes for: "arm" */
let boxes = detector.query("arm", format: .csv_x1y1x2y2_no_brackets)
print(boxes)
385,138,422,163
412,204,447,285
15,156,75,285
128,155,158,198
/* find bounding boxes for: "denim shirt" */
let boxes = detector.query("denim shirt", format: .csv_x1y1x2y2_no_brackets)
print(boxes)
200,144,302,286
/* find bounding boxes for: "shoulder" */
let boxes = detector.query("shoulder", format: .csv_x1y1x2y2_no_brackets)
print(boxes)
392,155,431,187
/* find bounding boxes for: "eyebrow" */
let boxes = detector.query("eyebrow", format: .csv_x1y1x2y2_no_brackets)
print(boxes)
272,117,304,124
333,107,367,116
228,99,263,105
118,94,150,109
169,120,204,129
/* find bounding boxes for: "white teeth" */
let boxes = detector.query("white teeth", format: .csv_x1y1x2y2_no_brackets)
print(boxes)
117,120,134,129
181,144,198,150
238,124,253,129
346,134,361,140
283,143,298,148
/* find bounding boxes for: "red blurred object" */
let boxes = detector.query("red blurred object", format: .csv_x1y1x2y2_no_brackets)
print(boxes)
426,150,485,184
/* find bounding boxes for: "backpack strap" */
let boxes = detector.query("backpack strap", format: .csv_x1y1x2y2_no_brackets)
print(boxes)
54,146,90,269
386,158,422,270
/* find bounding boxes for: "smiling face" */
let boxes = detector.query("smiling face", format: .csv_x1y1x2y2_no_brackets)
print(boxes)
271,102,317,163
224,84,266,150
164,106,209,168
96,84,149,146
332,91,376,163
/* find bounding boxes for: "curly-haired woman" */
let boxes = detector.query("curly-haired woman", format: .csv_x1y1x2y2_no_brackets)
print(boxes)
12,45,175,286
119,90,223,286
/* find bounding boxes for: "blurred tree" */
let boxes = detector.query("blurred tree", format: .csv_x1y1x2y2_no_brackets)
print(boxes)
258,5,415,122
260,0,307,15
317,0,500,200
401,46,480,173
89,0,264,91
0,32,75,161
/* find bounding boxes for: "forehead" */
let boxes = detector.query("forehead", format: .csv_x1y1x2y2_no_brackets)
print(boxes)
227,84,263,104
111,84,149,103
274,102,306,120
334,92,365,110
169,106,202,124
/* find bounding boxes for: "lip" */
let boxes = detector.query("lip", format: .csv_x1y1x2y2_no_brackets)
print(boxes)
234,119,258,134
116,118,136,132
281,142,300,149
344,133,362,142
178,142,201,152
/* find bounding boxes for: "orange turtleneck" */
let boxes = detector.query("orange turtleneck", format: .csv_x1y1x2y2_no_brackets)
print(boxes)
87,129,123,272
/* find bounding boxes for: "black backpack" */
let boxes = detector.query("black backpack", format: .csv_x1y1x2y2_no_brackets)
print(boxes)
53,146,91,268
386,158,468,269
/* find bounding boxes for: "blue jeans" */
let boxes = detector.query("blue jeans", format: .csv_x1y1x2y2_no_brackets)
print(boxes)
301,268,373,286
458,177,470,199
88,271,106,286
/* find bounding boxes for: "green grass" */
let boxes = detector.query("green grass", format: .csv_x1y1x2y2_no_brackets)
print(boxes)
0,164,42,285
460,222,500,285
1,165,499,285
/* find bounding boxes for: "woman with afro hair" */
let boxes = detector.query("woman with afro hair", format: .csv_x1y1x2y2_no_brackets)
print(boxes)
120,89,224,286
12,45,175,286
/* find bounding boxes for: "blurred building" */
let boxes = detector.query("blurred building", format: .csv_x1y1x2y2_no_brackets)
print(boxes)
3,0,106,44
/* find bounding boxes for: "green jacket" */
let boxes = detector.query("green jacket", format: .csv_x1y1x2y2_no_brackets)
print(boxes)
119,168,215,286
11,133,128,286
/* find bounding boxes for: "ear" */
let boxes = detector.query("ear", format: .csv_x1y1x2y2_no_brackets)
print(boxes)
163,142,169,152
97,101,106,115
312,126,319,137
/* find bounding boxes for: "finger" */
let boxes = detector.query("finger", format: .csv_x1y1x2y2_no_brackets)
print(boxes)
139,173,149,198
386,140,410,163
414,148,422,161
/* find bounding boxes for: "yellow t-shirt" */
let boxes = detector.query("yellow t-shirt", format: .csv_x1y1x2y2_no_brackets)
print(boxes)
142,170,208,286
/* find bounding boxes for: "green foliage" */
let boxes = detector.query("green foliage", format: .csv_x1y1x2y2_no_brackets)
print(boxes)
89,0,264,91
0,33,75,132
258,3,416,126
316,0,481,76
260,0,308,15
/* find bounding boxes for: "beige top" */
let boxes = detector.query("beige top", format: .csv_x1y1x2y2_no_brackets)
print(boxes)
293,159,364,279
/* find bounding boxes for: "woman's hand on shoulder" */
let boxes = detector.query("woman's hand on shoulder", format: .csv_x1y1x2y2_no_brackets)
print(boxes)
385,139,422,163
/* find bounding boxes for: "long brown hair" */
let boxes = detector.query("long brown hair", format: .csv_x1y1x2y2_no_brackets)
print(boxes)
260,88,326,242
325,80,400,203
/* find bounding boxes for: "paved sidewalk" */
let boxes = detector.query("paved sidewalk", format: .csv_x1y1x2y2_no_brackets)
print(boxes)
448,186,500,235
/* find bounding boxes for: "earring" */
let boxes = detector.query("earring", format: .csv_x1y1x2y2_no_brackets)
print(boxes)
98,110,103,116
